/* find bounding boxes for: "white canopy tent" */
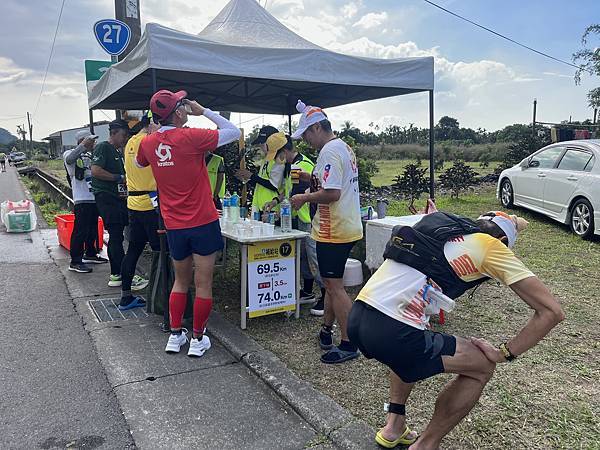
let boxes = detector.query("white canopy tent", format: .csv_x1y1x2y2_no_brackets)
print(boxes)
88,0,436,193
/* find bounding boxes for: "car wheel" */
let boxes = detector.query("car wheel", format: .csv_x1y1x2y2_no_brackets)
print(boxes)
570,199,595,239
500,179,514,208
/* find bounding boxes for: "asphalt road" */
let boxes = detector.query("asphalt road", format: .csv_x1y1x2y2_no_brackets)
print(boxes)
0,165,134,449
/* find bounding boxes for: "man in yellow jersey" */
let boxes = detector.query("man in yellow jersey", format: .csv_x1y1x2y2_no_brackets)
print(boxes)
118,112,160,310
205,151,225,209
347,209,564,449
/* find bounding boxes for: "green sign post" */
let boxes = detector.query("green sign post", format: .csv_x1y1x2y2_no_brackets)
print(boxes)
84,60,114,96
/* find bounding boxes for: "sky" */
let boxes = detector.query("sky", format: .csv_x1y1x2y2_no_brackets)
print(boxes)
0,0,597,140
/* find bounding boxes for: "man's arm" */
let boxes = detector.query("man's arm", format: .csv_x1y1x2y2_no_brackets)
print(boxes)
290,189,340,210
65,138,95,165
91,165,124,182
184,101,240,147
473,276,564,362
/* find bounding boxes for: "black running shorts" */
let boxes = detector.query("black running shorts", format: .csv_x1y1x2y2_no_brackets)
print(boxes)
348,300,456,383
315,241,356,279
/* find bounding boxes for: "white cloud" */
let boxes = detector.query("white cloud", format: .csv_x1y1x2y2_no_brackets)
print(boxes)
0,72,25,85
341,1,362,19
352,12,388,30
43,87,85,99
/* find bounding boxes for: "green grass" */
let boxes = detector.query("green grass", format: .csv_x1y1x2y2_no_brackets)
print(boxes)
26,159,68,183
371,159,501,187
212,185,600,450
21,176,70,227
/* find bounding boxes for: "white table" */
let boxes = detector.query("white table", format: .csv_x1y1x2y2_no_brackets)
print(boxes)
221,226,309,329
365,215,425,271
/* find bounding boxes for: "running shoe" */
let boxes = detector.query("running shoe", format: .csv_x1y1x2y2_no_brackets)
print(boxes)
82,254,109,264
165,329,189,353
118,296,146,311
69,262,92,273
319,328,333,350
310,297,324,316
131,275,149,291
300,290,316,302
187,335,211,357
108,274,122,287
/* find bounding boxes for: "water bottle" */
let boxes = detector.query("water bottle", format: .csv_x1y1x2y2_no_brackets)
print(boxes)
223,191,231,221
280,197,292,232
230,192,240,224
252,205,260,222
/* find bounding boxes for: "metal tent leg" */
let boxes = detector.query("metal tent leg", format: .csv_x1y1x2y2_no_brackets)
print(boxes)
428,90,435,199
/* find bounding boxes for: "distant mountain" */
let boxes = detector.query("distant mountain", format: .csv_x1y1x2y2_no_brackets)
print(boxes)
0,128,17,145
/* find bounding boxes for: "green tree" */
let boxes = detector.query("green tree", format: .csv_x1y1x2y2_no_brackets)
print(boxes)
495,135,542,174
572,24,600,109
340,135,378,191
394,163,430,210
439,161,478,199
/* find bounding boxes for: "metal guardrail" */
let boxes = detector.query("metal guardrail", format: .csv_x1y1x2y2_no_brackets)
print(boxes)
33,169,74,206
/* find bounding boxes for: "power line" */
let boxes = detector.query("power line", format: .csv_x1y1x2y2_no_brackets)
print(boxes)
33,0,67,118
422,0,585,71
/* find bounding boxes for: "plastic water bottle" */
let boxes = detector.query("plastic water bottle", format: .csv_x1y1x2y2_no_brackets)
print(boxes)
223,191,231,221
251,205,260,222
280,197,292,232
230,192,240,224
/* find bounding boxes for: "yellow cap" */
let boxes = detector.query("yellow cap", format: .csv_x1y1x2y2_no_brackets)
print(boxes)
265,132,288,161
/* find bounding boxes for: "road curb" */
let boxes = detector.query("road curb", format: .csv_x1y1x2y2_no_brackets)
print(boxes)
208,312,379,450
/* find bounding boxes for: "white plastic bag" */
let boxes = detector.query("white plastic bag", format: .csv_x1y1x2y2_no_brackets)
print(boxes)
1,200,37,232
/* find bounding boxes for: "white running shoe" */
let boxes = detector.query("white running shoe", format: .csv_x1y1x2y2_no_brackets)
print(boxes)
165,329,188,353
187,335,211,358
131,275,149,291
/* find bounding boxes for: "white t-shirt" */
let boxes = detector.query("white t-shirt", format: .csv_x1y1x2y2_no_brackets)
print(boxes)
63,145,95,204
357,232,535,330
311,138,363,243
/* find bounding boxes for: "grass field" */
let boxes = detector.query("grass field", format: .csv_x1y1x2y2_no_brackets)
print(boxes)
213,186,600,449
371,159,501,187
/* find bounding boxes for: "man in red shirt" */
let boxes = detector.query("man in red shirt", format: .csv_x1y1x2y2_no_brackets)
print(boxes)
137,90,240,357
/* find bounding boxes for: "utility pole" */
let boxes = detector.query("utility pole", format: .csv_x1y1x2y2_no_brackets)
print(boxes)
27,112,33,154
594,108,598,125
16,125,27,153
532,98,537,138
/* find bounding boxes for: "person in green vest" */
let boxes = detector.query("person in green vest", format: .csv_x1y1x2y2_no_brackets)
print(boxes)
235,125,286,214
206,151,225,209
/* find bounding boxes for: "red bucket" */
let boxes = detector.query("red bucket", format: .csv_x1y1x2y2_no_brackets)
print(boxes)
55,213,104,251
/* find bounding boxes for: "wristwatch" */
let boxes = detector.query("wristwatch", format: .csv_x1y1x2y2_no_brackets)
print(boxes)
499,342,517,362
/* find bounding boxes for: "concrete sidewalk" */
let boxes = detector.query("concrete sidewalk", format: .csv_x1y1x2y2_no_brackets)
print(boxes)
0,165,134,449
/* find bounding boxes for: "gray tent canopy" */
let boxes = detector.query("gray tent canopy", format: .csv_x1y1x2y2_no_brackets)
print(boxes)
88,0,433,114
87,0,436,194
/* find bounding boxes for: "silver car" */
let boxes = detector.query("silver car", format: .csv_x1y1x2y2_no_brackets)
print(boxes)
497,139,599,239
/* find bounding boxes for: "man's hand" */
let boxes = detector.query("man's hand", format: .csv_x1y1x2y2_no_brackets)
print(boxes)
183,99,205,116
290,193,307,210
470,338,506,363
235,169,252,182
83,137,96,150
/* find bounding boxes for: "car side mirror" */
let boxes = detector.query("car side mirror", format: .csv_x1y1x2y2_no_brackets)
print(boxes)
528,160,540,168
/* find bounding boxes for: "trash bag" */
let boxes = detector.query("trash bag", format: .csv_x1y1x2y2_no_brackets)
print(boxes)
1,200,37,233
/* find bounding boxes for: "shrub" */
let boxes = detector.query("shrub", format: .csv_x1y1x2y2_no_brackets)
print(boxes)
394,163,430,209
439,160,478,198
33,154,49,162
495,135,543,174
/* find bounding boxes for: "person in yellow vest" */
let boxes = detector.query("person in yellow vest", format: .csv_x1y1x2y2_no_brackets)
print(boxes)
235,125,286,214
118,112,159,311
206,151,225,209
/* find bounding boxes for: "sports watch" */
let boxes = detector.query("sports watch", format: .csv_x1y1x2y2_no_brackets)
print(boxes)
499,342,517,362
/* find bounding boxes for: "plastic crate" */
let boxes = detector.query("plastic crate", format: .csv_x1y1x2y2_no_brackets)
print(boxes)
55,213,104,251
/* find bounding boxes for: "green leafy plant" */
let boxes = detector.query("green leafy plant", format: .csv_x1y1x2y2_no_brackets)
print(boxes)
439,160,478,198
394,163,430,210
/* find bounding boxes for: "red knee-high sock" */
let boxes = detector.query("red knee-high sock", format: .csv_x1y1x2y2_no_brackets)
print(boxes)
193,297,213,336
169,292,187,330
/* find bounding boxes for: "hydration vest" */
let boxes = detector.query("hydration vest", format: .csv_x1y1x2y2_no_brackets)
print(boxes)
206,153,225,198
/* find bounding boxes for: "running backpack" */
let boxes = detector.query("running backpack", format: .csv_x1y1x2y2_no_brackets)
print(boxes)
382,211,489,299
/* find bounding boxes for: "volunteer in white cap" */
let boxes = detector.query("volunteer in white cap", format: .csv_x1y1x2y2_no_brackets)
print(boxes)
290,100,363,364
347,208,564,449
63,130,108,273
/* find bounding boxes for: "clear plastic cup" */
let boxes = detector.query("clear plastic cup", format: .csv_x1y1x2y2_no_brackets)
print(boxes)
262,223,275,236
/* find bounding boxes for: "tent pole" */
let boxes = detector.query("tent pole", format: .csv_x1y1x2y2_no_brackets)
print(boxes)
288,113,292,135
428,90,435,199
151,68,157,93
89,110,94,134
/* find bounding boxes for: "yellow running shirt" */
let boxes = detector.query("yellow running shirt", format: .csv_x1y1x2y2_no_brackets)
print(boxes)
357,232,535,330
125,132,157,211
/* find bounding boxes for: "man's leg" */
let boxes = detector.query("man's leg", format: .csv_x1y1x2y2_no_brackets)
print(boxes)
322,277,353,341
105,222,125,276
69,204,87,265
380,371,417,442
83,203,100,257
192,252,217,339
170,256,193,332
410,337,496,450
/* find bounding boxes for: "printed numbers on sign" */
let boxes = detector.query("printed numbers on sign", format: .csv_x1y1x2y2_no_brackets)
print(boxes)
102,24,122,44
256,262,281,275
258,291,282,304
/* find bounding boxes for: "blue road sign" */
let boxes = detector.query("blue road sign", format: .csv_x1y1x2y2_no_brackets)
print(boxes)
94,19,131,56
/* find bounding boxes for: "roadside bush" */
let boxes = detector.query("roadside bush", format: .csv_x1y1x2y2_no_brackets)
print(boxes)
495,135,543,174
394,163,430,209
33,154,49,162
342,135,379,191
439,160,478,198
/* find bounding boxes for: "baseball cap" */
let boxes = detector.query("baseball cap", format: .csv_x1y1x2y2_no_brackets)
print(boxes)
251,125,279,145
108,119,131,132
150,89,187,121
265,132,288,161
477,211,528,248
291,100,328,140
75,130,97,143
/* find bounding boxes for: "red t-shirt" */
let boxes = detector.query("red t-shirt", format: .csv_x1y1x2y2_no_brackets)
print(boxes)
137,127,219,230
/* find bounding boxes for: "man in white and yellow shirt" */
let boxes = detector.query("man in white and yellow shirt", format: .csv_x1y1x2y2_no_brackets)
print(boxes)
290,100,362,365
347,209,565,450
118,113,160,311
